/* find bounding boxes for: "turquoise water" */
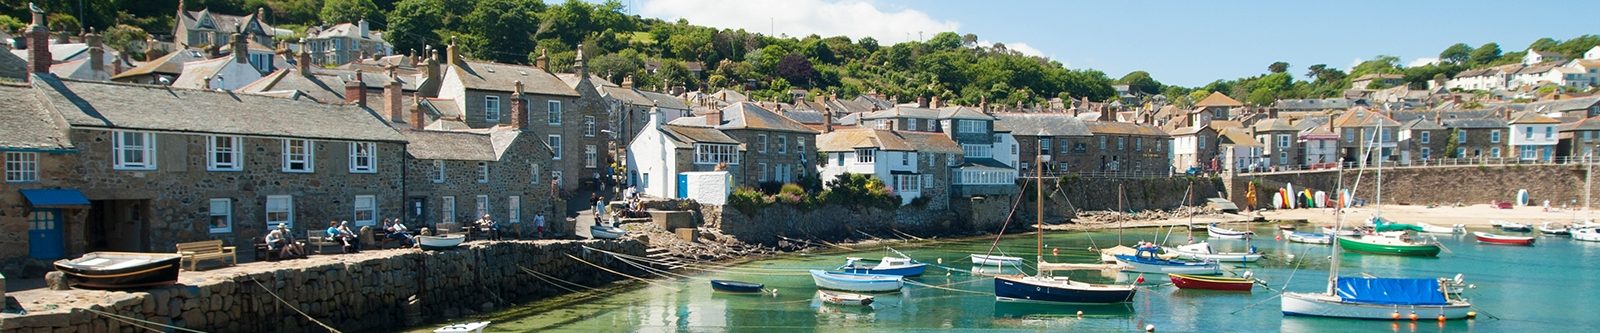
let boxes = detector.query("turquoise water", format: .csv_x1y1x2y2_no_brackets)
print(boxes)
453,225,1600,332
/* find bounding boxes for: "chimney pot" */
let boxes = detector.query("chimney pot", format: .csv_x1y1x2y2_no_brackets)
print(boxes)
823,107,834,133
410,96,426,130
917,96,928,108
511,80,527,130
385,74,404,124
346,69,368,107
621,74,633,88
446,36,459,67
25,10,49,78
707,110,723,127
232,33,248,64
534,48,548,71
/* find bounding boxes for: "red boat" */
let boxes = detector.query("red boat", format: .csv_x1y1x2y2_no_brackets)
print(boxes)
1473,232,1535,246
1168,273,1255,291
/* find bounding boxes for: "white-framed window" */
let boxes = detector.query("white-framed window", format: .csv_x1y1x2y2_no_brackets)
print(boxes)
1546,126,1553,139
584,116,596,137
759,162,769,182
549,135,563,160
584,145,598,168
907,118,919,131
894,174,921,193
1278,135,1291,148
485,96,502,122
1419,132,1431,144
508,196,521,223
266,195,293,229
1524,127,1532,139
547,101,563,125
207,136,242,171
947,153,956,166
1420,147,1431,160
475,195,490,217
531,163,541,184
902,152,909,166
926,119,935,131
282,139,314,173
1099,136,1108,150
777,136,788,154
441,196,456,223
551,170,564,184
1491,130,1501,143
856,149,875,163
1459,130,1468,143
113,131,157,170
963,144,991,158
353,195,376,226
693,144,740,165
477,162,490,183
1038,138,1052,155
958,120,986,134
5,152,38,183
1117,137,1126,150
208,198,232,234
349,142,376,173
797,137,807,154
1457,147,1467,158
433,160,446,183
758,134,769,153
922,174,934,189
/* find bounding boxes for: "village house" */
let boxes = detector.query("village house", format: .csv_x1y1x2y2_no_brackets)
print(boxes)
627,108,742,200
671,102,819,186
816,127,961,208
1524,49,1565,65
1297,117,1340,168
1557,116,1600,160
1333,108,1401,165
173,2,279,47
170,33,265,90
1526,95,1600,119
1506,111,1560,161
1217,128,1263,173
994,113,1093,174
858,104,944,132
110,48,208,84
1441,117,1509,159
0,82,80,268
1084,120,1170,175
303,19,394,66
937,106,1017,196
1169,125,1219,173
1350,73,1404,89
1252,118,1300,169
1397,117,1448,164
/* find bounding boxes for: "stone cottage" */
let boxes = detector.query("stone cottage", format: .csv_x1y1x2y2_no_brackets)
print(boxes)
674,102,820,187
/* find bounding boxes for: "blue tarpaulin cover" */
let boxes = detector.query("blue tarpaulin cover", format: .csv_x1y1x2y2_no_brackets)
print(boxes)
19,189,90,208
1335,277,1447,305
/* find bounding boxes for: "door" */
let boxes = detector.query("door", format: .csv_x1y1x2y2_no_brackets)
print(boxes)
676,174,689,198
28,209,64,260
407,197,427,225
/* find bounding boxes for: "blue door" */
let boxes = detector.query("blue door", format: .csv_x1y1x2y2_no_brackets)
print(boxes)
28,209,64,260
676,174,689,198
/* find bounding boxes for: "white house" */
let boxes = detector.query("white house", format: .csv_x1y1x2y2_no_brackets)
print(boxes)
1525,49,1565,65
1217,129,1263,173
627,108,743,199
1563,59,1600,88
1587,45,1600,60
1299,124,1340,168
816,127,962,206
169,34,264,90
1507,111,1560,161
1445,65,1518,91
1169,125,1218,172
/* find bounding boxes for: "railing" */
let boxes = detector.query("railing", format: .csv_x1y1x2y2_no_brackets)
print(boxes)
1238,156,1598,175
1025,170,1182,179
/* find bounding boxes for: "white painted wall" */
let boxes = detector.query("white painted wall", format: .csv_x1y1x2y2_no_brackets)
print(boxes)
683,171,730,205
1302,138,1338,166
1508,123,1558,147
439,66,469,115
993,132,1019,169
627,111,678,199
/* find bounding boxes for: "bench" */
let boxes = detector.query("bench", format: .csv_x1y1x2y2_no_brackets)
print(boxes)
306,230,341,254
176,240,237,271
252,238,279,262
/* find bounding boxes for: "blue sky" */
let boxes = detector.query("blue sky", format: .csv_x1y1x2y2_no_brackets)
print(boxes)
622,0,1600,87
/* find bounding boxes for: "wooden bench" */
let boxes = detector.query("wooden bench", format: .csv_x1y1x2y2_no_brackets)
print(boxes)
306,230,341,254
176,240,237,271
252,238,279,262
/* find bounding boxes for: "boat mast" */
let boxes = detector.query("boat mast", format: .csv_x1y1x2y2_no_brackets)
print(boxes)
1328,159,1346,295
1373,108,1384,218
1118,183,1125,245
1035,146,1045,274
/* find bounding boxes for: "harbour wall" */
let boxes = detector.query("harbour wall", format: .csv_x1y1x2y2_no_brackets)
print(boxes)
1231,164,1595,209
0,240,646,333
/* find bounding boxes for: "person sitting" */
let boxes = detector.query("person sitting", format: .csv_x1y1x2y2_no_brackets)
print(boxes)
474,214,500,241
385,218,416,247
338,221,362,252
328,220,358,253
266,223,304,259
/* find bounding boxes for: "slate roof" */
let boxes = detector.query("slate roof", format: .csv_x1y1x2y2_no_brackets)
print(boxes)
706,102,818,134
1272,98,1351,110
236,68,346,103
0,49,22,81
1442,117,1508,129
1400,118,1445,131
402,129,496,161
113,49,207,80
600,85,654,106
815,127,961,153
307,22,386,43
779,109,826,125
1169,126,1211,136
1252,118,1299,132
450,60,576,96
1527,96,1600,113
993,113,1092,137
32,77,406,143
640,90,689,110
1085,121,1166,136
1333,109,1401,128
1508,111,1560,124
937,106,994,120
169,56,233,89
1194,92,1243,107
860,106,941,120
661,124,740,148
1217,129,1261,147
1560,116,1600,132
0,83,72,150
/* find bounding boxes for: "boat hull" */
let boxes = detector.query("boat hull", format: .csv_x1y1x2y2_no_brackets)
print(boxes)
840,263,927,277
1170,243,1262,262
1337,237,1441,257
810,270,902,292
1169,273,1254,291
1113,255,1221,275
1575,228,1600,242
993,275,1136,304
1281,292,1471,320
1417,223,1462,234
818,290,874,306
1287,232,1332,244
590,226,626,239
53,252,183,290
1473,232,1535,246
1207,224,1253,239
970,254,1024,266
434,321,491,333
417,234,465,250
710,280,765,293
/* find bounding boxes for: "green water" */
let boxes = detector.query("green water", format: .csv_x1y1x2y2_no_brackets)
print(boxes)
452,225,1600,332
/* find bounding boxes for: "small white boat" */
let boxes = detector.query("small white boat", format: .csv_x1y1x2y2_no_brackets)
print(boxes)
970,254,1024,266
1321,227,1361,236
590,225,626,239
416,234,466,250
434,321,490,333
1206,224,1253,239
816,290,874,306
1098,245,1177,263
1573,228,1600,242
1492,221,1532,232
1417,223,1464,234
1168,242,1262,262
840,256,927,276
1538,222,1571,236
810,270,903,292
1113,254,1221,275
1286,231,1332,245
1282,289,1471,320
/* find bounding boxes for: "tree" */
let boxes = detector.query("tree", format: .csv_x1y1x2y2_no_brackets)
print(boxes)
1444,128,1461,158
1306,64,1327,79
385,0,444,55
776,53,816,86
321,0,381,27
1116,71,1162,95
588,50,644,83
464,0,543,64
101,24,148,60
1469,43,1501,65
1439,43,1472,64
0,14,24,32
1268,61,1289,73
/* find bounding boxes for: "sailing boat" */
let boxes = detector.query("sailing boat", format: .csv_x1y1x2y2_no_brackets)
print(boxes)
1281,115,1472,320
1335,113,1441,257
993,150,1138,304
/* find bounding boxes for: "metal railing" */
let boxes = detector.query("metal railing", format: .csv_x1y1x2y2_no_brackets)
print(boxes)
1238,156,1597,175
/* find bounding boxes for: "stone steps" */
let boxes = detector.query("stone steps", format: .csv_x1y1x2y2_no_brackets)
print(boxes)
644,248,687,270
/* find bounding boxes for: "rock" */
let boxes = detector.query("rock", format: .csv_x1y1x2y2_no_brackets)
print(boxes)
44,271,70,291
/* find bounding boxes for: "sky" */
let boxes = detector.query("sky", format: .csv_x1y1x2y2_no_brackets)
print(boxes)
613,0,1600,87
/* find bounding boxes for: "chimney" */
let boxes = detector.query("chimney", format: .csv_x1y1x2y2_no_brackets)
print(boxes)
917,95,928,108
1268,107,1279,120
410,96,426,130
823,107,834,133
232,33,248,64
930,95,941,108
25,7,49,77
979,96,988,114
87,31,104,74
707,110,723,127
346,69,368,107
621,74,633,88
358,19,369,39
297,49,310,73
648,107,663,130
534,48,548,71
446,36,459,67
573,43,588,76
385,73,404,124
511,80,527,130
114,53,126,74
1099,107,1112,122
426,47,441,82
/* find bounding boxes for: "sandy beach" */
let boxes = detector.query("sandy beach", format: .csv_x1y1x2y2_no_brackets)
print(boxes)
1258,203,1596,228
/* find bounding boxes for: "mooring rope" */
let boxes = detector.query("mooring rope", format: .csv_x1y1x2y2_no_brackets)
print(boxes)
902,279,990,295
565,254,681,291
247,276,342,333
79,307,189,332
583,246,810,275
518,265,602,293
1228,293,1284,315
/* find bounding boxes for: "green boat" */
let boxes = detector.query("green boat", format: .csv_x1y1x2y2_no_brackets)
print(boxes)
1337,235,1441,257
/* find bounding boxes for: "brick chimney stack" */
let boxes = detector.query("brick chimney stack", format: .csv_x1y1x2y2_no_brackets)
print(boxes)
26,6,49,78
511,80,527,130
410,96,426,130
385,73,404,124
979,96,988,114
621,74,633,89
823,107,834,133
930,95,941,108
232,33,248,64
446,36,459,67
534,48,548,72
346,69,368,107
917,95,928,108
707,109,723,127
87,30,104,74
425,46,440,81
297,49,310,73
1268,107,1279,120
573,43,588,77
1099,107,1113,122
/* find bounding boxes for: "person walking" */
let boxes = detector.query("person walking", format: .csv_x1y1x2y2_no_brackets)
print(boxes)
534,213,547,239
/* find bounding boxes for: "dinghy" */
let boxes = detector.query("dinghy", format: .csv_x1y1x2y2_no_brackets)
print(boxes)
710,280,765,293
1473,232,1536,246
53,252,182,290
1168,242,1262,262
1493,221,1532,232
416,234,465,250
590,224,626,239
1206,224,1253,239
970,254,1024,266
1169,273,1255,291
1099,244,1177,263
1114,254,1221,275
810,270,903,292
840,253,927,277
1576,228,1600,242
1321,227,1360,236
817,290,874,306
434,321,490,333
1417,222,1464,234
1337,233,1441,257
1537,222,1571,235
1286,231,1332,245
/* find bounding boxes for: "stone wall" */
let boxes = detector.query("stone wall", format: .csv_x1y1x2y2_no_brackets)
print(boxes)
703,203,958,246
0,240,646,332
1233,164,1596,209
1040,176,1225,212
0,150,81,275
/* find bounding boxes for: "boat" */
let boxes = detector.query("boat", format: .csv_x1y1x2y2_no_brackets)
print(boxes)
1575,228,1600,242
434,321,490,333
1493,221,1532,232
1321,227,1360,236
1168,242,1262,262
1472,232,1536,246
1286,231,1332,245
810,270,903,292
840,251,927,276
1537,222,1571,235
416,234,465,250
1337,234,1441,257
1098,244,1177,263
970,254,1024,266
52,252,183,290
1206,224,1253,239
1278,224,1297,231
1370,217,1424,233
1417,223,1464,234
1169,273,1256,291
590,224,626,239
1114,253,1222,275
817,290,874,306
710,280,764,293
992,153,1138,305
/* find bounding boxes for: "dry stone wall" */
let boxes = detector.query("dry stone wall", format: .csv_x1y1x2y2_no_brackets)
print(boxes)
1233,165,1593,209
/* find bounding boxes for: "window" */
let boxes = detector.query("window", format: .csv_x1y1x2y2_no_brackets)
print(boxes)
531,163,541,184
694,144,740,165
477,162,490,183
1522,146,1536,160
1459,130,1468,143
947,153,956,166
798,137,807,154
894,174,921,193
207,136,242,171
353,195,376,226
1546,126,1553,139
547,101,563,125
922,174,934,188
962,144,991,158
1420,147,1431,160
1099,136,1108,150
551,170,564,184
856,149,875,163
926,120,935,131
476,195,490,218
902,152,909,166
1419,132,1430,144
759,163,769,181
1038,138,1052,155
836,153,845,166
113,131,157,170
1011,142,1018,154
266,195,293,228
508,196,521,224
433,160,446,183
1491,130,1501,143
1344,131,1355,143
1117,137,1126,150
777,136,788,154
5,152,38,183
584,145,598,168
549,135,563,160
584,116,596,137
907,119,918,131
349,142,376,173
282,139,314,172
485,96,501,122
958,120,987,134
208,198,232,233
1457,148,1467,158
442,196,456,223
1524,127,1532,139
758,134,769,153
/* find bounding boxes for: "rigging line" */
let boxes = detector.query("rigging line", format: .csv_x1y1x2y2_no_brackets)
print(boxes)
902,279,990,295
519,265,602,292
79,307,177,333
565,253,682,291
986,178,1032,257
248,276,343,333
613,254,705,281
1228,293,1285,315
519,267,583,293
581,246,810,275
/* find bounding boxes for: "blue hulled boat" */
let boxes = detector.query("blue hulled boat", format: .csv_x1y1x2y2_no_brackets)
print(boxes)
710,280,764,293
839,255,928,277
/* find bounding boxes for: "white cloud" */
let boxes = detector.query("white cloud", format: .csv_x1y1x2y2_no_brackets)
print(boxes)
1348,57,1364,71
1405,57,1440,68
639,0,959,44
1006,42,1046,58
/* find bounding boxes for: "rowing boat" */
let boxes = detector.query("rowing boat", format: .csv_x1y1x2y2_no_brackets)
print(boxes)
1473,232,1536,246
1169,273,1255,291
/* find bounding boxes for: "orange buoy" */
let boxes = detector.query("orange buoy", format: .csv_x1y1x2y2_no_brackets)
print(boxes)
1437,314,1447,321
1409,312,1419,321
1466,311,1477,319
1391,311,1401,320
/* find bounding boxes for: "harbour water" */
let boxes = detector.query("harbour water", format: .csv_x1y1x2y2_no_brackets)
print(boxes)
432,225,1600,332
